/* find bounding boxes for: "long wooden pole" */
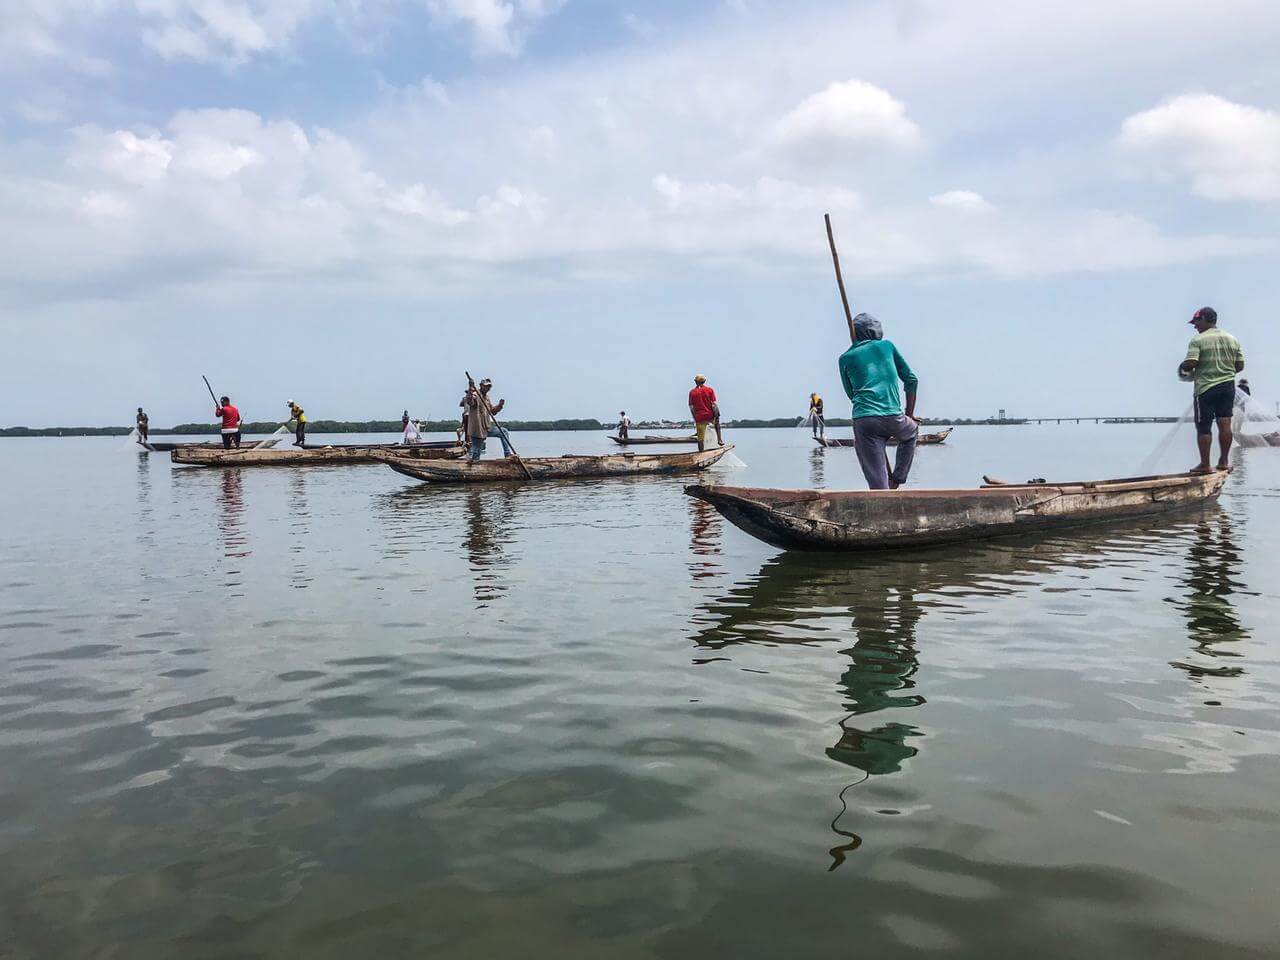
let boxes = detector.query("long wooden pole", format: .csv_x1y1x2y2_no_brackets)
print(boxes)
202,375,219,405
466,371,533,480
824,213,856,344
824,215,893,479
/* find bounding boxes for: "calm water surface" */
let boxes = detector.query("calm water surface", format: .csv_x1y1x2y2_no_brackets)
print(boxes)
2,425,1278,958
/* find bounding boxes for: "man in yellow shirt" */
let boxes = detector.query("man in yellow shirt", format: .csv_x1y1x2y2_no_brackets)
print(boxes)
808,392,824,439
286,400,307,447
1179,307,1244,474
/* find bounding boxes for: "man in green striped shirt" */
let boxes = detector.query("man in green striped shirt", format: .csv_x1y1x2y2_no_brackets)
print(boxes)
1179,306,1244,474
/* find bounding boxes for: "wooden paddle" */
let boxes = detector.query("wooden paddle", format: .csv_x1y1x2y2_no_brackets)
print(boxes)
466,371,533,480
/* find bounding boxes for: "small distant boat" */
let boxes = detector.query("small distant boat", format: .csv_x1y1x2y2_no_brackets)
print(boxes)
609,434,700,445
375,444,734,484
686,470,1228,551
815,427,953,448
172,441,464,467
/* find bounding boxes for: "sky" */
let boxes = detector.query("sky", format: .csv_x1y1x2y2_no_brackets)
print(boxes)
2,0,1279,427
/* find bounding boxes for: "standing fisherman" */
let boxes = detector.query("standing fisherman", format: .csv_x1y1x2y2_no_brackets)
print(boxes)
1179,306,1244,474
402,411,423,444
136,407,149,443
618,411,631,440
688,375,723,452
808,392,824,440
464,378,512,460
463,386,478,442
286,400,306,447
216,396,242,449
838,313,919,490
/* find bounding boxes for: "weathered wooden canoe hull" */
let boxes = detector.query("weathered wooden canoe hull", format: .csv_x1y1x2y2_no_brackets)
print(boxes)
171,443,465,466
139,441,220,452
375,443,734,483
609,435,700,445
685,471,1228,551
817,427,952,448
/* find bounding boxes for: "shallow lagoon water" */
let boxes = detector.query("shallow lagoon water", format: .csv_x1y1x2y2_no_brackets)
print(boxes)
1,424,1278,958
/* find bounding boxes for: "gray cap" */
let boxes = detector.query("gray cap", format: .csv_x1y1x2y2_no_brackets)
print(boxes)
852,312,883,341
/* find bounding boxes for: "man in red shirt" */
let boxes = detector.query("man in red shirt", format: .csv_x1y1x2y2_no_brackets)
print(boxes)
688,374,722,451
216,396,242,449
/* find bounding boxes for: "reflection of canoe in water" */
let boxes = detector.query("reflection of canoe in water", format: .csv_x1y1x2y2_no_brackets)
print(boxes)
686,470,1229,551
609,435,700,445
172,442,465,467
816,427,952,448
375,444,734,484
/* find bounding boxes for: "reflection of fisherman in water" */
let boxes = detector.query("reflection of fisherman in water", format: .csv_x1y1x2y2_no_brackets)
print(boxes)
827,582,924,776
687,496,722,581
824,580,924,869
287,471,312,589
464,488,516,607
690,553,929,869
217,469,250,572
1172,515,1249,679
136,452,154,548
809,446,825,488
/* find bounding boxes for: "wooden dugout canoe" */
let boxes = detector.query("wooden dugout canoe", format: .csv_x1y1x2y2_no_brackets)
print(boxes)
374,443,734,483
815,427,953,448
685,470,1229,551
171,442,465,467
139,441,220,452
609,434,700,445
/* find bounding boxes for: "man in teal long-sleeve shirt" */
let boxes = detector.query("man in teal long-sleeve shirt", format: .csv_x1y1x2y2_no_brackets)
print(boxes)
838,313,919,489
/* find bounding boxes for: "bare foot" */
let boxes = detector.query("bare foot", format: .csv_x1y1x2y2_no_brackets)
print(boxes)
1188,465,1213,475
1216,462,1231,472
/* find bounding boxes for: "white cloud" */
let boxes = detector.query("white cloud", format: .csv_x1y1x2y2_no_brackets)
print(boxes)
426,0,565,57
134,0,325,64
1118,94,1280,202
653,175,859,218
477,184,548,222
652,175,745,213
769,80,922,160
80,130,175,184
15,95,69,125
621,12,657,39
80,191,132,218
386,185,472,225
929,190,992,212
2,0,1278,304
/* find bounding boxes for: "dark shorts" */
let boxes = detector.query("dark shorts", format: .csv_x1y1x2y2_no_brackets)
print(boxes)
1194,381,1235,434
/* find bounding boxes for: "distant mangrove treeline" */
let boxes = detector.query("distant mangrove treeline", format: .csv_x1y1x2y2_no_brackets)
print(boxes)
1,418,604,437
1,415,1015,438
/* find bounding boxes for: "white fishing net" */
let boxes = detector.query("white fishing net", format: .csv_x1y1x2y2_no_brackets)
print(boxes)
1137,383,1276,474
1232,389,1280,447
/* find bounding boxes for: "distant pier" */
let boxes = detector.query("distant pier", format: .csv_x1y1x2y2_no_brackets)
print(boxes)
1027,417,1179,425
